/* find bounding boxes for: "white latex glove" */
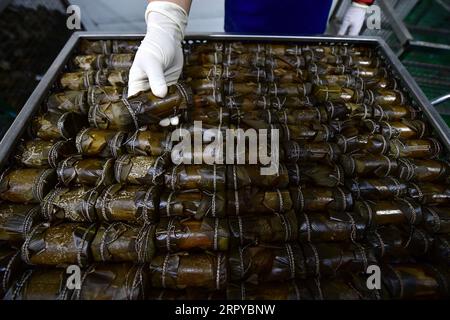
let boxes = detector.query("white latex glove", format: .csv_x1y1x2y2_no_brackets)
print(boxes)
128,1,187,99
338,2,368,36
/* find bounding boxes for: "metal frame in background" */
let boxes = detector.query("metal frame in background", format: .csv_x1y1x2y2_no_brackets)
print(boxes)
0,32,449,168
328,0,417,55
329,1,450,106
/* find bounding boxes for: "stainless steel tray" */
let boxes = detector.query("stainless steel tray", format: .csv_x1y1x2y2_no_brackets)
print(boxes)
1,31,449,167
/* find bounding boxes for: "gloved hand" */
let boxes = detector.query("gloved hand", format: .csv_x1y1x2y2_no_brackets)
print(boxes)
128,1,187,126
338,2,368,36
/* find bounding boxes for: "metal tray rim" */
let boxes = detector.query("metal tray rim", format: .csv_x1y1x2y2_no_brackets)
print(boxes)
1,31,449,167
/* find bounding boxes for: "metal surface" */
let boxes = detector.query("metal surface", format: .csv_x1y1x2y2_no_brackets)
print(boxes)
436,0,450,12
401,0,450,116
432,94,450,106
377,0,413,46
409,40,450,52
1,31,450,167
359,0,414,56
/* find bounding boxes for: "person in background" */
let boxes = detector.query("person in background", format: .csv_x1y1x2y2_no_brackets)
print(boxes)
129,0,374,124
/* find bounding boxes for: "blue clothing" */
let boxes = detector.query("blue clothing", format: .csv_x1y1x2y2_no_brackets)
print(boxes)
225,0,333,35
